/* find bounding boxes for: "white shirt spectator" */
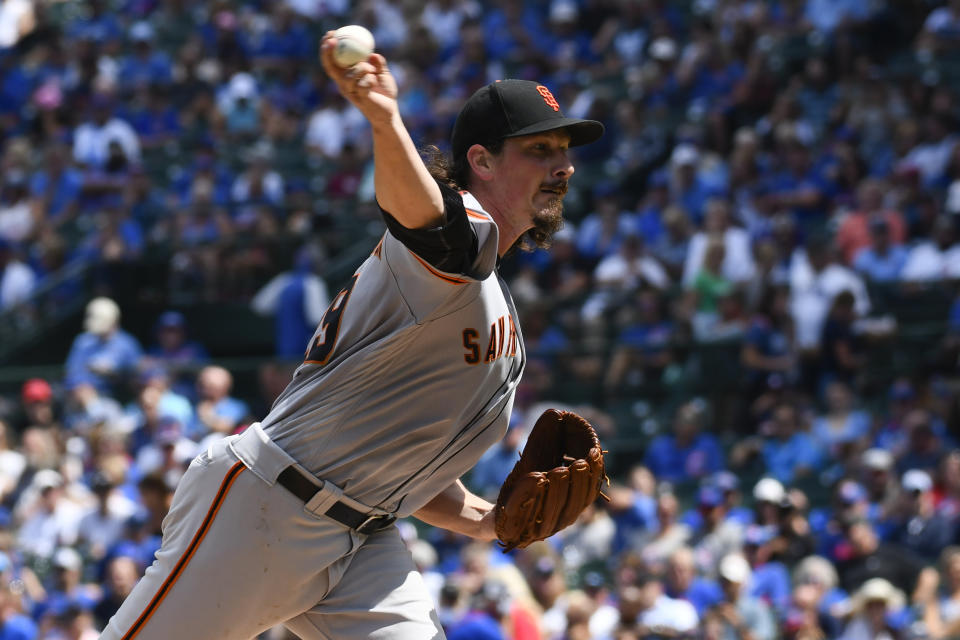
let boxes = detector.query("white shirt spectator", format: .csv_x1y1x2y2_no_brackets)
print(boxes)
284,0,348,19
420,0,480,50
0,199,32,243
790,251,871,349
305,103,369,158
76,494,138,556
134,437,198,477
594,251,670,291
900,242,960,282
231,170,285,206
683,227,756,286
17,500,84,559
0,448,25,500
640,594,699,634
251,272,329,325
73,118,141,169
899,136,958,187
0,258,35,309
0,0,33,48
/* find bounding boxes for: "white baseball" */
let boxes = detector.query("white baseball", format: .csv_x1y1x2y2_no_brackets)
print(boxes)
332,25,375,68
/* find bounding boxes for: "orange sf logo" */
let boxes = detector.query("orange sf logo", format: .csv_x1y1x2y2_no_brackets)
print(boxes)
536,86,560,112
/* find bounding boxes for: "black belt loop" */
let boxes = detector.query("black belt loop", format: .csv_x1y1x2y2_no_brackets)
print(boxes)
276,467,396,534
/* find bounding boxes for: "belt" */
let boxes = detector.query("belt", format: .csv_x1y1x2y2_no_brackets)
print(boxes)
276,466,397,535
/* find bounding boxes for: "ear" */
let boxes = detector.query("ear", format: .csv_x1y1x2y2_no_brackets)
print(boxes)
466,144,496,182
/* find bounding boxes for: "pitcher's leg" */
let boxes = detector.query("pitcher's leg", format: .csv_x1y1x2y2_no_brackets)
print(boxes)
101,448,354,640
283,527,444,640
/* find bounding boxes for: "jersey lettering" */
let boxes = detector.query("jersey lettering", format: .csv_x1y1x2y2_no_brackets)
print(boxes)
304,273,360,365
462,329,480,364
468,314,517,366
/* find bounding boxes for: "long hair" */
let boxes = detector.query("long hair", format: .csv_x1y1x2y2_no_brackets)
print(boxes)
420,143,554,252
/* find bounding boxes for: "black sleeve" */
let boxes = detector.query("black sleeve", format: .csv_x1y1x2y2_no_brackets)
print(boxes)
379,182,479,275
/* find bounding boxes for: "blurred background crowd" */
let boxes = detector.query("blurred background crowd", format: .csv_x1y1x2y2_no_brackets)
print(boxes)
3,0,960,638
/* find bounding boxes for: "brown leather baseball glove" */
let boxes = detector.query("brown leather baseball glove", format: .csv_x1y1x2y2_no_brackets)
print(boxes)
494,409,608,552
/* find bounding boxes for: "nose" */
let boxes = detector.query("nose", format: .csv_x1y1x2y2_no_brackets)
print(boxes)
553,150,574,179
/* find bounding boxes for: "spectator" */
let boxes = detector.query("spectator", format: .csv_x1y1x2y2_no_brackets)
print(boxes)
188,365,248,439
604,289,676,395
818,290,864,386
731,403,822,485
251,246,330,359
585,233,670,322
93,555,141,631
852,218,908,283
75,472,136,563
682,198,756,288
741,286,796,394
446,579,510,640
470,424,524,502
0,568,36,640
145,311,209,388
64,297,143,395
0,419,25,505
691,485,745,579
0,170,33,244
837,578,906,640
708,553,777,640
15,470,83,562
743,525,792,616
664,546,723,616
900,215,960,282
836,179,907,265
0,237,35,310
836,518,929,594
642,400,724,484
790,239,870,353
632,490,691,570
892,469,956,560
72,94,141,171
811,381,871,458
616,571,699,638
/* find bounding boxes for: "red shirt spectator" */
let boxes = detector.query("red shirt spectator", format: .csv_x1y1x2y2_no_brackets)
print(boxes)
835,179,906,264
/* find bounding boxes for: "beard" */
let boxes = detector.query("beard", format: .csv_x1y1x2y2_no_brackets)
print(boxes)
523,182,567,250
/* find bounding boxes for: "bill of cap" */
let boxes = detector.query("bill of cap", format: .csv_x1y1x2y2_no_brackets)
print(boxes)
502,117,605,147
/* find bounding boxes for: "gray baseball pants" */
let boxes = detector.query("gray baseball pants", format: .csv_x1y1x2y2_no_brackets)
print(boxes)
99,424,445,639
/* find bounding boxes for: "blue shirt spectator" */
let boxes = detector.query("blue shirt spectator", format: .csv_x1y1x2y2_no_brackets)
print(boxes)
644,401,724,484
65,297,143,394
852,218,907,282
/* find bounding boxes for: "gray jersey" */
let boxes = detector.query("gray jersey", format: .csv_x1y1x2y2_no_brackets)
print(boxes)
261,187,525,517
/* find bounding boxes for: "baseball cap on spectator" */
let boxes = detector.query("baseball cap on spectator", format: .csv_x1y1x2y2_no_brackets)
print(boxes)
22,378,52,404
862,448,894,472
753,478,785,504
33,469,63,491
902,469,933,493
156,310,186,331
710,471,740,494
851,578,905,613
838,479,867,504
670,143,699,168
155,417,183,445
53,547,83,572
649,37,678,61
129,21,154,42
549,0,578,23
227,73,257,101
698,485,724,508
84,297,120,335
889,379,915,402
718,554,751,584
451,80,604,162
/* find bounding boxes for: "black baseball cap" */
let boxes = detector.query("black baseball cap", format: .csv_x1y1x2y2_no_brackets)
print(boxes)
451,79,604,160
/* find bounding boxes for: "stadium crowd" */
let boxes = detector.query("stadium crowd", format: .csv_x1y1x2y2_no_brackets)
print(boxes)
4,0,960,638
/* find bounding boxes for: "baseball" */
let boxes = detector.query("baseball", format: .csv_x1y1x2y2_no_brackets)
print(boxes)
332,25,375,68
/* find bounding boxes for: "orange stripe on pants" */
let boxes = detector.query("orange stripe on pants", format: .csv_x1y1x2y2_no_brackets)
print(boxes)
120,461,246,639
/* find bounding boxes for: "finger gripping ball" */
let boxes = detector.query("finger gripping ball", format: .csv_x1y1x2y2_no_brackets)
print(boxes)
333,25,375,68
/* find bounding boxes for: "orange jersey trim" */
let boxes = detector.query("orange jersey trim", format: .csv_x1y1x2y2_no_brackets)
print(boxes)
465,208,491,222
409,251,469,285
120,461,246,639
